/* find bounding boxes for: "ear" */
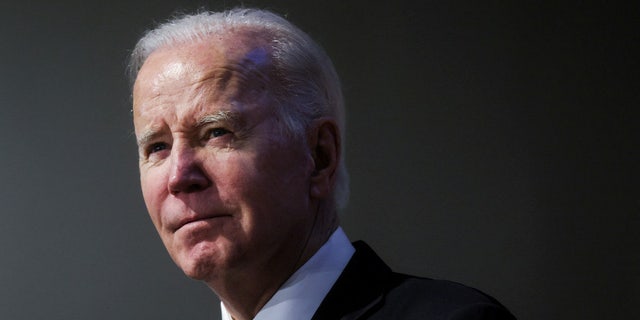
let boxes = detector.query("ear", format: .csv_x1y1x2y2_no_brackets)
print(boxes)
307,118,341,200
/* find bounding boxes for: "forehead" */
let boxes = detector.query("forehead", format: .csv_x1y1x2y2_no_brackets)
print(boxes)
135,30,273,95
132,30,276,124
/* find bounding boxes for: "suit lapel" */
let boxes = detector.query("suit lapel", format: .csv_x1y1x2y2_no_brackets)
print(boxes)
312,241,392,320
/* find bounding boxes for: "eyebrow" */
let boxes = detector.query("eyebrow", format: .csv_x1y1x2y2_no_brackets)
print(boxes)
136,129,162,148
196,110,238,128
136,110,240,147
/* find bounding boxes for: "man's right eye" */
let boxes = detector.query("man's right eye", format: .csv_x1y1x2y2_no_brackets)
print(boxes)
148,142,168,154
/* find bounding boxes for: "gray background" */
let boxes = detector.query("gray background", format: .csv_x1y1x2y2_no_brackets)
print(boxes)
1,1,637,319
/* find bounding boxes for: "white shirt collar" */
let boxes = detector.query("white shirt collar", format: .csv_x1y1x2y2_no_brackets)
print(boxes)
221,227,355,320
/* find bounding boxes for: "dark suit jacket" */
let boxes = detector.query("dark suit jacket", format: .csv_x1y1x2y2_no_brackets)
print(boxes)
312,241,516,320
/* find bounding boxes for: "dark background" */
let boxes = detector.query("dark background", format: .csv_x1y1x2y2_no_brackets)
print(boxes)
1,1,637,319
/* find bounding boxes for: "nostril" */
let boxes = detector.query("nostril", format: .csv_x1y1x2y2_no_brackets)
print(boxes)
184,183,206,193
168,165,211,194
169,174,210,194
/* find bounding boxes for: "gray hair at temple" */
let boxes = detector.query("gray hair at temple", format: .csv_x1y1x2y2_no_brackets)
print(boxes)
128,8,349,211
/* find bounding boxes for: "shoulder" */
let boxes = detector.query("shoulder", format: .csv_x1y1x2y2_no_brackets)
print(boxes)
314,241,516,320
373,273,516,320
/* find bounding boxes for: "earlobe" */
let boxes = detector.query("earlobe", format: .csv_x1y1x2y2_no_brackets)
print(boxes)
308,118,340,199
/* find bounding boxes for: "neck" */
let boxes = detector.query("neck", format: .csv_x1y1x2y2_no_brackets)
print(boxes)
209,206,339,320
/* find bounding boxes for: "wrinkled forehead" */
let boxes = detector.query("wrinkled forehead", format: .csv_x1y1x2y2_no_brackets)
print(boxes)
133,29,276,101
133,32,274,113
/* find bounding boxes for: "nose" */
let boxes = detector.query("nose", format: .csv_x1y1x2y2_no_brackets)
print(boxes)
167,144,210,194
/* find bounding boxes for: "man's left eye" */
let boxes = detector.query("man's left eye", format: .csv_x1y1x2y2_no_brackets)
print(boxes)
208,128,230,138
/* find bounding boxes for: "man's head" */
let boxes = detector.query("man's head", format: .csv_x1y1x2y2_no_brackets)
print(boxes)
130,9,348,210
129,8,348,288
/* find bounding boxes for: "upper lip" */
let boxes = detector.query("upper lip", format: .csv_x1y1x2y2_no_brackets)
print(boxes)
173,214,231,232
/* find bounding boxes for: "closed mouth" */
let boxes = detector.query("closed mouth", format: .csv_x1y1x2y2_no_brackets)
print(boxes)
175,215,231,232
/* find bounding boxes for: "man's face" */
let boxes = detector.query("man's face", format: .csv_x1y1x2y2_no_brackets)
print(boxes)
132,34,317,281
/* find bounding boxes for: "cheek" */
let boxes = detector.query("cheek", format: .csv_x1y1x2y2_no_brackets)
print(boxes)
208,155,259,203
139,168,167,226
256,146,311,192
225,148,309,212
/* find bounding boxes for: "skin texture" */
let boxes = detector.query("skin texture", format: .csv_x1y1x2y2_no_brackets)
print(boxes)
132,30,340,320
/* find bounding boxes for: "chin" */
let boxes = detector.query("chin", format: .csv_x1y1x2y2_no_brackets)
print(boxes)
174,241,223,280
182,262,215,280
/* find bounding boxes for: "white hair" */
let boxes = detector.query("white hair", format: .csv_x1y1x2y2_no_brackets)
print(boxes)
128,8,349,211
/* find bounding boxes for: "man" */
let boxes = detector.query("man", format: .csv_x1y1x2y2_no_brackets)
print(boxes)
129,8,515,320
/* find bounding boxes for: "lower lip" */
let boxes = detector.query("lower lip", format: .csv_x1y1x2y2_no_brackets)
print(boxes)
178,216,229,231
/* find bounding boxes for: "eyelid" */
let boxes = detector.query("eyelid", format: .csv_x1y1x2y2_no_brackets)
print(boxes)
196,111,239,134
199,125,232,141
197,113,234,130
149,141,168,153
139,140,170,160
